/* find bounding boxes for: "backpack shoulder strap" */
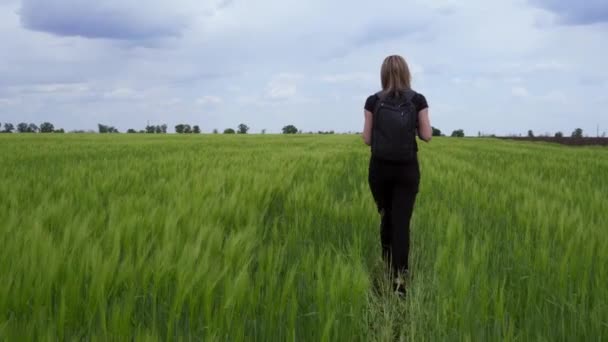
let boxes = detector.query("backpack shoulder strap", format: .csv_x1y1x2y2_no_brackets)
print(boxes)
373,89,416,113
403,89,416,102
404,90,419,128
372,91,385,115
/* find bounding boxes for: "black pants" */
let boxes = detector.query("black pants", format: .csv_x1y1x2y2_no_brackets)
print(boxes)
368,156,420,277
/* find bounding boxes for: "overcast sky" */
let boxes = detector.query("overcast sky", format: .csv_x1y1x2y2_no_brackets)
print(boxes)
0,0,607,135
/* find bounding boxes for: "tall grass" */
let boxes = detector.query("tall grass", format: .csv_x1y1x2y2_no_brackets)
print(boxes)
0,134,606,341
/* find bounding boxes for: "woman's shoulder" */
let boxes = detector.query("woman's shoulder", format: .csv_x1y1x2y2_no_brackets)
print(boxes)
410,89,424,99
410,90,428,111
367,92,382,102
364,94,380,112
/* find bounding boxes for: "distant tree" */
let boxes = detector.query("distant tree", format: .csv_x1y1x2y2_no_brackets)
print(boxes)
193,125,201,134
527,130,535,138
28,123,39,133
17,123,29,133
139,130,146,133
237,123,250,134
98,124,118,133
127,129,137,134
155,125,162,134
184,124,192,134
282,125,298,134
261,129,266,134
161,124,168,134
432,127,442,137
212,129,219,134
175,124,185,134
54,128,65,133
145,125,155,134
3,123,15,133
572,128,583,138
223,128,236,134
554,131,563,138
40,122,54,133
451,129,465,138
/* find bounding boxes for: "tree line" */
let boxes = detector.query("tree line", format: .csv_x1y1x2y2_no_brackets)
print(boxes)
525,128,589,139
430,127,464,137
2,122,600,138
434,127,593,138
0,122,301,134
0,122,65,133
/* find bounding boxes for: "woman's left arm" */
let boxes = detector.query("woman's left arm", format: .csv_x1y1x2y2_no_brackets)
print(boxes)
418,108,432,142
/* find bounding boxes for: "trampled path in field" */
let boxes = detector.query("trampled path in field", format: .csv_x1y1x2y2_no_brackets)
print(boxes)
1,134,606,341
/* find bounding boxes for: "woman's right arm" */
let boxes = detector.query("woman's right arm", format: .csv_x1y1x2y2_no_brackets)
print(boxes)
417,108,432,142
362,110,373,146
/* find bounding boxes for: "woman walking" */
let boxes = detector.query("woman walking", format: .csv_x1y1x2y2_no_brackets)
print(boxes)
362,55,432,294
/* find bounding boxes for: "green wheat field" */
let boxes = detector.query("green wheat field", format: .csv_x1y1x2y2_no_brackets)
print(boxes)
1,134,607,341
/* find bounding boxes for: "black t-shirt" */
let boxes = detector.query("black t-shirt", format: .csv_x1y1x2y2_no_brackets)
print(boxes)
364,91,428,114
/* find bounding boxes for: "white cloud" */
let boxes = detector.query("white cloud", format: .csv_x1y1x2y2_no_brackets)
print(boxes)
103,87,143,100
538,90,569,104
505,76,524,84
511,86,530,98
449,77,491,89
321,72,374,83
410,63,425,75
0,98,18,105
196,95,223,106
266,84,296,100
264,73,302,100
530,61,569,71
8,82,89,94
451,77,465,85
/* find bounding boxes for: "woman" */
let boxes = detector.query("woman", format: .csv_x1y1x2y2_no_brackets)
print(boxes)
362,55,432,294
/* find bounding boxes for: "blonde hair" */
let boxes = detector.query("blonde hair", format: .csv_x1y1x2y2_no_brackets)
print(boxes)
381,55,412,97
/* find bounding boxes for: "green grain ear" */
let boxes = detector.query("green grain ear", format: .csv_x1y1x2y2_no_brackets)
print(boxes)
0,134,605,340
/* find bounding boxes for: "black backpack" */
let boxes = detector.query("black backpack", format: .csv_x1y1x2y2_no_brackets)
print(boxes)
371,90,418,162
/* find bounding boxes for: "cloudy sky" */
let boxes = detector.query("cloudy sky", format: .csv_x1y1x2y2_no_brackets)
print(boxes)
0,0,607,135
